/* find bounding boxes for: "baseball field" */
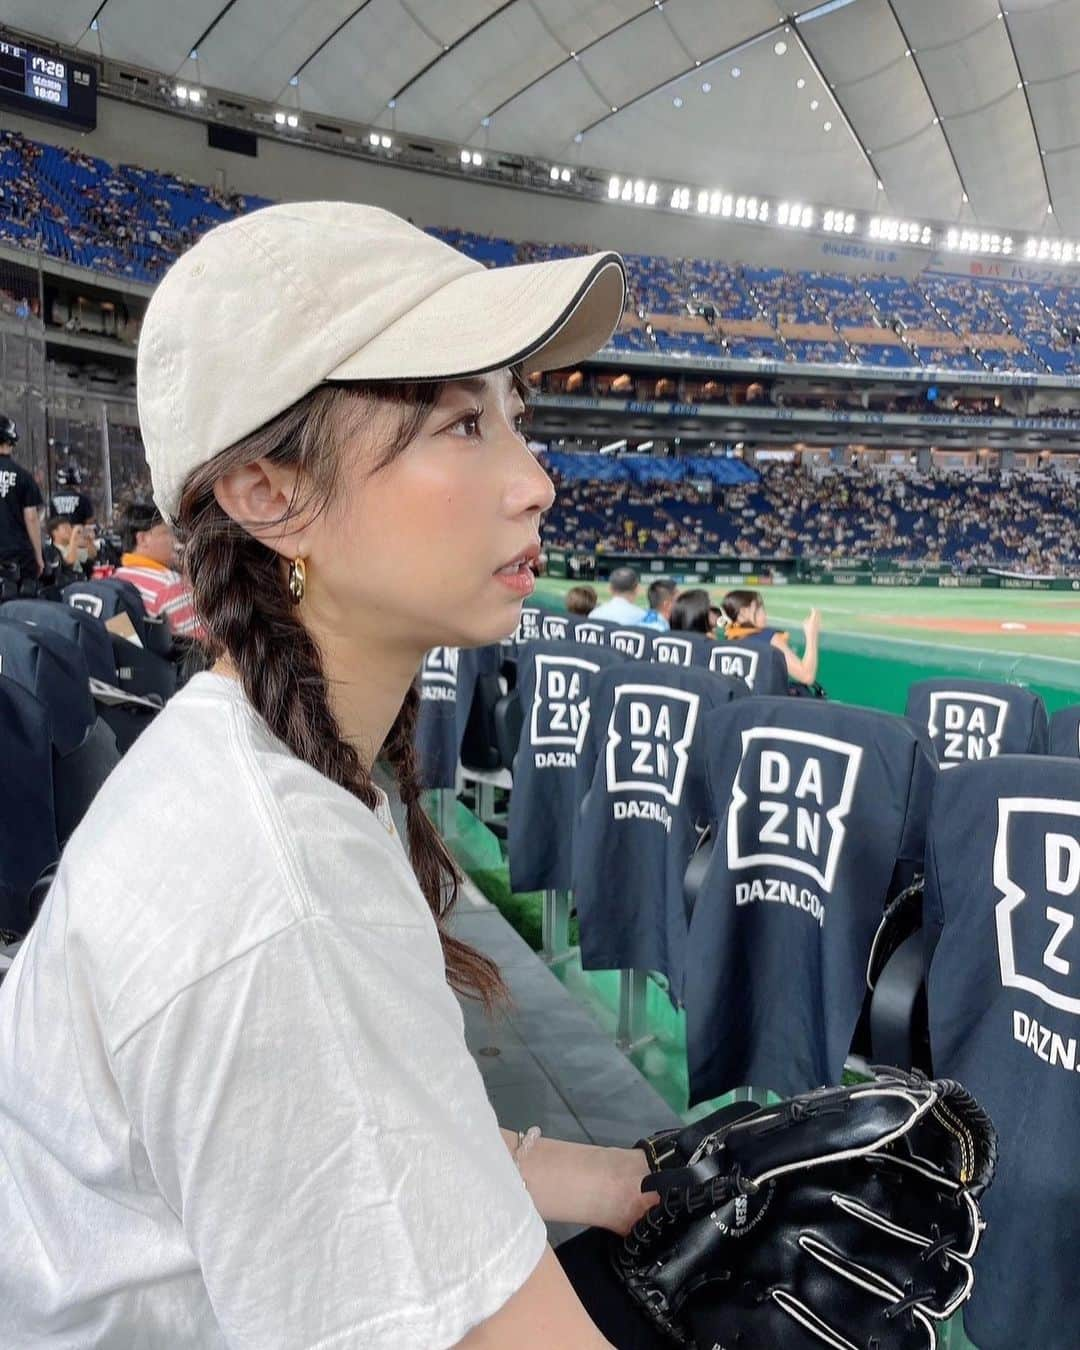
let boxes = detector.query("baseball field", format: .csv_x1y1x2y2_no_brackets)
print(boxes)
533,577,1080,710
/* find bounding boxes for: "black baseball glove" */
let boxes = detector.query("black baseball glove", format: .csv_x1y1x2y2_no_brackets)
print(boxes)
614,1068,996,1349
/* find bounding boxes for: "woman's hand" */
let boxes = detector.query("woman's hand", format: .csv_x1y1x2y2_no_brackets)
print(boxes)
503,1130,659,1236
592,1146,659,1237
803,606,821,640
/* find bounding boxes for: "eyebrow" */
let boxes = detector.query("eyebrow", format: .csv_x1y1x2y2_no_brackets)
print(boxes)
448,371,517,400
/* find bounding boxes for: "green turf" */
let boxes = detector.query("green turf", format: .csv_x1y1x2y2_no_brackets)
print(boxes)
535,576,1080,662
534,577,1080,714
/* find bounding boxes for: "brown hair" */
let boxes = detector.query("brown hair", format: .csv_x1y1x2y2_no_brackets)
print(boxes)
721,588,764,626
565,584,598,615
177,382,508,1010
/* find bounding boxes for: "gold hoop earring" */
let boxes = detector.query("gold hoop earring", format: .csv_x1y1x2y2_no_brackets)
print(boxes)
287,556,307,605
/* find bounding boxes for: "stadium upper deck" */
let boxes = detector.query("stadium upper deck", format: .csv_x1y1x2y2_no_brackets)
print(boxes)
3,127,1080,379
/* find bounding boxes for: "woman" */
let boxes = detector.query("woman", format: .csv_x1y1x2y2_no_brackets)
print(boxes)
0,203,651,1347
668,586,714,636
720,587,821,686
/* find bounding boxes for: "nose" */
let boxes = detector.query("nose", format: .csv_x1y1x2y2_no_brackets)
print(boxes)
504,435,555,518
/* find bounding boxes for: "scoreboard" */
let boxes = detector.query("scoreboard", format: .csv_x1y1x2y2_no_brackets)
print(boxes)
0,39,97,130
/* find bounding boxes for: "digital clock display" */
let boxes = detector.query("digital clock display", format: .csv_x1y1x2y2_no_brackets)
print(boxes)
0,39,96,129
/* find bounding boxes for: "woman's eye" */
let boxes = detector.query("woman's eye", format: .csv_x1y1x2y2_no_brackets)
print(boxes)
450,411,482,437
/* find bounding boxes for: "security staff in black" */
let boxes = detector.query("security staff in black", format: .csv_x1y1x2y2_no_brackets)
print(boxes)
0,416,44,584
49,464,95,526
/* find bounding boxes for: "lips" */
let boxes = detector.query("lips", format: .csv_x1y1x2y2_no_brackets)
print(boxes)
495,542,541,575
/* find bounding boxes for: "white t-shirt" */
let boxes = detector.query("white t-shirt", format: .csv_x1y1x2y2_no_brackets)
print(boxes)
0,673,546,1349
589,596,646,626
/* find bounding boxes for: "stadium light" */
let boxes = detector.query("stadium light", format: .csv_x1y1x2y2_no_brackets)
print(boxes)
472,151,483,166
380,134,392,149
609,176,621,199
824,209,855,234
286,113,299,128
175,84,188,101
189,90,202,105
275,111,287,126
670,186,691,210
369,130,380,144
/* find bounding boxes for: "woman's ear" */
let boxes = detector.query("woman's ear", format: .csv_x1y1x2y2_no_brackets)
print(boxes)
213,459,311,560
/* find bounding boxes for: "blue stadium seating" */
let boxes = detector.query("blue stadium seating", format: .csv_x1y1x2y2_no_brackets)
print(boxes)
4,126,1080,374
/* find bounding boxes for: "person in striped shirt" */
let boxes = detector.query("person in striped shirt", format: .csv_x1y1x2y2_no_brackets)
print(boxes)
113,500,203,639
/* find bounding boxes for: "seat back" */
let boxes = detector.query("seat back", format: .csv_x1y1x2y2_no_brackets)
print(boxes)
2,599,116,684
707,640,789,695
65,577,175,659
923,756,1080,1350
64,577,146,636
1049,705,1080,759
572,663,747,992
684,697,935,1102
0,675,59,933
459,645,510,773
570,617,615,647
414,644,501,788
507,641,622,892
540,613,571,641
52,717,120,844
606,626,650,660
905,676,1048,768
513,604,544,645
650,631,714,668
109,633,178,702
0,618,94,755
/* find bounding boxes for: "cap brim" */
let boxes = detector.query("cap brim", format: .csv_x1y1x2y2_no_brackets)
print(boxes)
325,251,626,382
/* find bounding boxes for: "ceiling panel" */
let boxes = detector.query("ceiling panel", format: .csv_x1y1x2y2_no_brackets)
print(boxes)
2,2,97,48
5,0,1079,239
896,0,1048,229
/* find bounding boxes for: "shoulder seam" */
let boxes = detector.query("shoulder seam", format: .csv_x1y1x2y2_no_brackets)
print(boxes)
224,697,314,921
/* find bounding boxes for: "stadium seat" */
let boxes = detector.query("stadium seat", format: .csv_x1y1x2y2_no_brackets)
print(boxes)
458,655,508,777
572,663,747,1034
649,631,715,668
514,604,544,646
0,620,119,842
539,612,571,641
108,632,178,703
415,644,504,790
0,617,96,756
0,675,59,934
920,756,1080,1350
2,598,116,685
606,626,650,660
571,617,616,647
507,641,622,896
1,602,166,752
905,676,1049,768
1049,705,1080,758
683,697,935,1102
707,640,789,695
64,577,173,659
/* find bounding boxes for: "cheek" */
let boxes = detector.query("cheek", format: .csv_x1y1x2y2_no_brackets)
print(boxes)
330,454,494,588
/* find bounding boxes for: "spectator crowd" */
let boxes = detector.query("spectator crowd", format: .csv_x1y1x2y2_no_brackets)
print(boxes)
4,127,1080,374
542,462,1080,575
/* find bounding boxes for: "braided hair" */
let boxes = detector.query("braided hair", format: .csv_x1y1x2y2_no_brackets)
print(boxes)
177,382,508,1010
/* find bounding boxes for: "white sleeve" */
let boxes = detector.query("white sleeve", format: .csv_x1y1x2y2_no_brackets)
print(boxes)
112,914,547,1350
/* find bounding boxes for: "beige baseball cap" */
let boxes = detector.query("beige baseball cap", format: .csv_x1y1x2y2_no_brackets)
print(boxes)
137,200,627,520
